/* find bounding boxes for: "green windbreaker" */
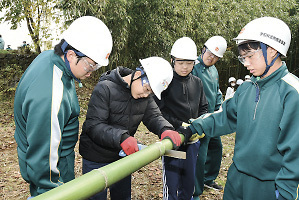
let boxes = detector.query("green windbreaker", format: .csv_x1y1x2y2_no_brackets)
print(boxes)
190,63,299,199
14,50,80,194
192,56,223,113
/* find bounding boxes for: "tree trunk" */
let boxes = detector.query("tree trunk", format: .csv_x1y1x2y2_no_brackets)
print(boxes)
25,16,41,53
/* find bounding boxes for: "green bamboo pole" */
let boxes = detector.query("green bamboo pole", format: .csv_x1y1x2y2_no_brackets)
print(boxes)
33,135,185,200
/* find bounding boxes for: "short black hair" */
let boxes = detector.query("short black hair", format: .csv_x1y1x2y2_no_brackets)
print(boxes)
238,42,260,53
54,39,81,56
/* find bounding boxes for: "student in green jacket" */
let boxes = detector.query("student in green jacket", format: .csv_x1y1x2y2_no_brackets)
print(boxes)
14,16,113,198
192,36,227,199
189,17,298,200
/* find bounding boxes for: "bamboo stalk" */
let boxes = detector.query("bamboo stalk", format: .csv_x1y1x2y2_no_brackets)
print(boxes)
33,135,184,200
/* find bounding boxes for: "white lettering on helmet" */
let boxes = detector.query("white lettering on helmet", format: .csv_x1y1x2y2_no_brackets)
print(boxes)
260,32,286,46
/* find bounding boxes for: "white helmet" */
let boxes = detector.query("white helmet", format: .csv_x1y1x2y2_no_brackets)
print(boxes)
62,16,113,66
233,17,291,56
204,36,227,58
236,79,244,85
139,57,173,100
171,37,197,60
228,77,236,83
245,75,251,80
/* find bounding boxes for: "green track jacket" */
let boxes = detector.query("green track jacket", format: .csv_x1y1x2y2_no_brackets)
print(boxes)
190,63,299,199
14,50,80,194
192,57,223,113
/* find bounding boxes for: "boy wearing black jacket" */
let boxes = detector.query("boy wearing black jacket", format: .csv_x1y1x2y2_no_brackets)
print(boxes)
155,37,208,200
79,57,184,200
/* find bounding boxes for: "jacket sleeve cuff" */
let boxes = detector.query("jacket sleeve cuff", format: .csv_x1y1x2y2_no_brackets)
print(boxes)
189,118,204,136
189,124,197,134
120,133,130,144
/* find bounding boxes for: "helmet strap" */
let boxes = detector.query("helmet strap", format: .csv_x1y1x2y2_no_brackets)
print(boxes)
260,42,280,77
61,41,86,86
171,55,175,68
201,47,206,59
129,71,136,90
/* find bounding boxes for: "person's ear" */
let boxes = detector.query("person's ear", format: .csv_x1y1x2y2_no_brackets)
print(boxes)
268,46,278,58
134,70,141,78
66,50,76,61
66,50,79,67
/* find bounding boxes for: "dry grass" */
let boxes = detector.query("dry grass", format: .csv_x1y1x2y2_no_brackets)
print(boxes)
0,84,235,199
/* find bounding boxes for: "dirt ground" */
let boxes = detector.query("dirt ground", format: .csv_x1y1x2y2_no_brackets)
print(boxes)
0,84,235,200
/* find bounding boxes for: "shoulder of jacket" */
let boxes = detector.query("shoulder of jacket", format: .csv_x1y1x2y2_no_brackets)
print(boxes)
210,65,218,72
98,79,119,89
190,74,204,83
281,73,299,94
234,81,252,96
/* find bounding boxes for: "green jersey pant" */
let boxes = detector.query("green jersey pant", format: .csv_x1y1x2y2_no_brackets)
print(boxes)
18,147,75,196
224,162,277,200
194,135,222,195
204,136,222,185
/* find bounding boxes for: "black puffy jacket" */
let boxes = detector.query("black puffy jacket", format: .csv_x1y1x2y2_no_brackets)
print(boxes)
79,67,174,163
155,71,208,129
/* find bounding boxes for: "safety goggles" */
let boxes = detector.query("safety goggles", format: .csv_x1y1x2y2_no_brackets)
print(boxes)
174,59,195,65
82,57,101,72
238,49,262,65
174,58,195,62
205,48,219,59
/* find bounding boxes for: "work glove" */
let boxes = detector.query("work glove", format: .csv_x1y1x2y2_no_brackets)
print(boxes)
189,132,205,141
120,136,139,156
188,118,205,140
181,122,190,127
181,122,205,143
161,130,181,149
176,125,193,145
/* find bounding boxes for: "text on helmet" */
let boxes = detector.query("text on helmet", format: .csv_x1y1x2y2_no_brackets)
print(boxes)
260,32,286,46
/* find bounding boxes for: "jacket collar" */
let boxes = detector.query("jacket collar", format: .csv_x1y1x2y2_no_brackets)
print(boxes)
253,62,288,88
51,51,72,77
100,66,133,89
173,70,192,80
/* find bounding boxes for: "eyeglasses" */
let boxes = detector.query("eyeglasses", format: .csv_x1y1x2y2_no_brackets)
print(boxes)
205,49,219,59
238,49,262,65
82,58,101,72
